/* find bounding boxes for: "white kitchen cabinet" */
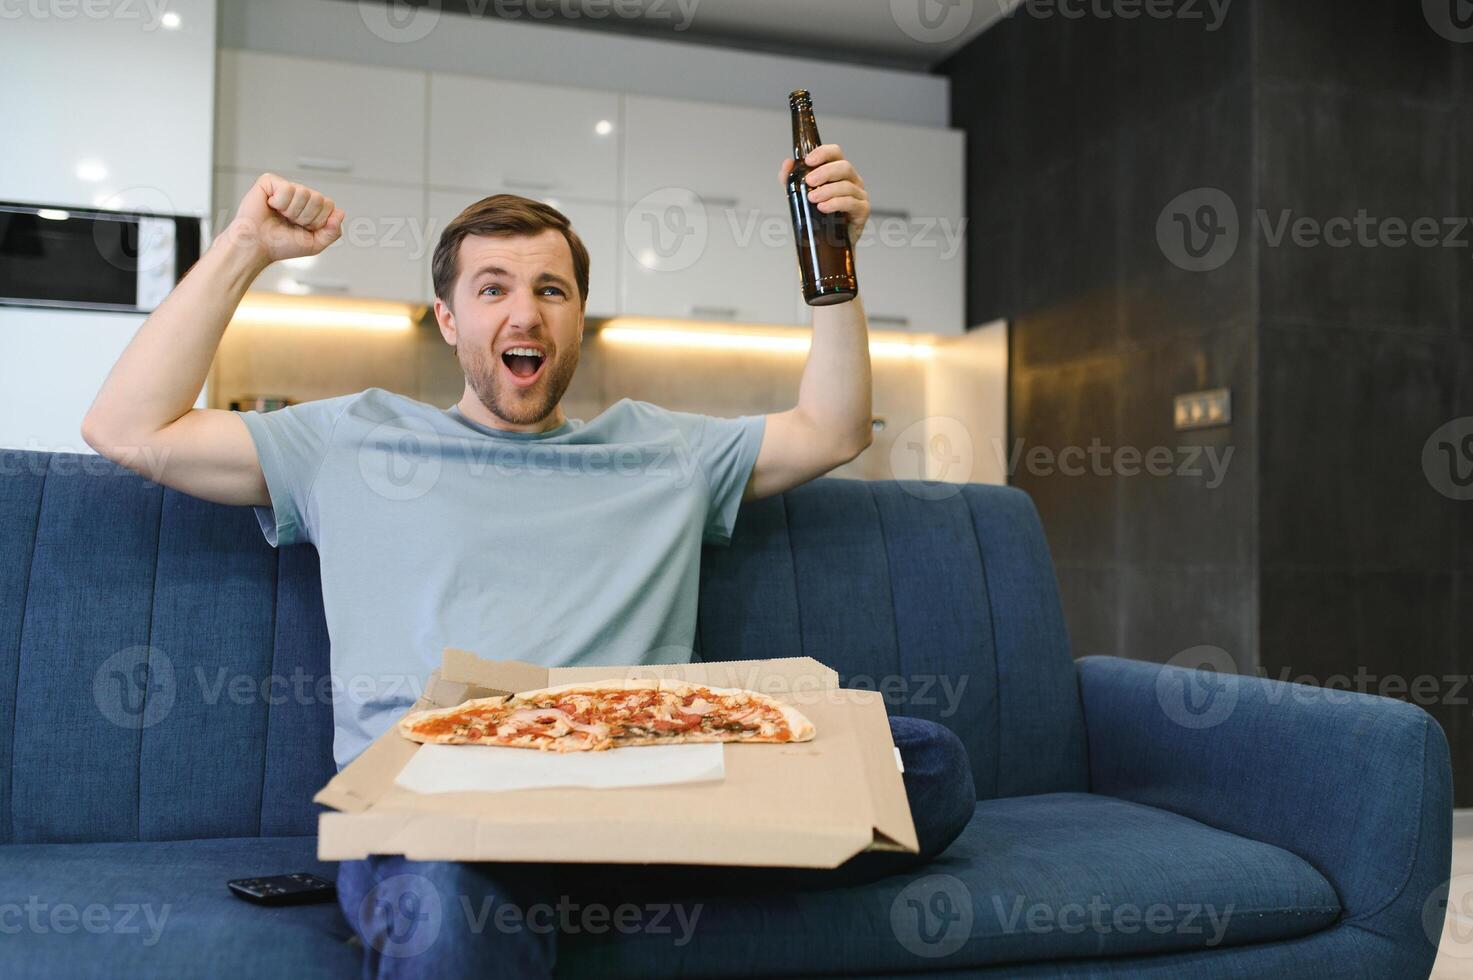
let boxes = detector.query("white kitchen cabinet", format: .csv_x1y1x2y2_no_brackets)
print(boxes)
819,115,966,334
820,115,964,231
783,237,966,335
211,52,965,330
783,222,966,335
619,97,965,333
851,220,967,336
622,95,791,217
215,170,428,304
1,0,215,216
216,50,427,186
425,191,620,318
621,202,800,326
428,74,619,203
0,307,205,453
552,199,620,319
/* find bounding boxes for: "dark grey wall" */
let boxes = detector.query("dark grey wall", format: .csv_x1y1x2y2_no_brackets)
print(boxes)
941,8,1259,671
943,0,1473,801
1251,0,1473,802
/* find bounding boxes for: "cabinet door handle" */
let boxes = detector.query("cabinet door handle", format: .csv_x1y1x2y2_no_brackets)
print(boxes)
868,208,911,222
700,194,739,208
291,277,351,294
869,314,910,327
690,305,739,320
503,176,558,191
297,156,354,173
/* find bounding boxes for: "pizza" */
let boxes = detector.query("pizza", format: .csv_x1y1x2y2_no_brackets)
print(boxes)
398,678,816,752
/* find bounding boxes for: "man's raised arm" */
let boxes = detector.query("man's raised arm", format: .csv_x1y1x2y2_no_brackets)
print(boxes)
744,143,875,502
81,173,343,507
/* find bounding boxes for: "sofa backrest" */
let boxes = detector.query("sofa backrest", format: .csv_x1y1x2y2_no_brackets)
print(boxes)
0,451,334,845
696,479,1087,803
0,450,1087,845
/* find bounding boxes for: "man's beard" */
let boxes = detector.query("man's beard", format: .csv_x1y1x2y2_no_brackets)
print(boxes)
459,340,580,427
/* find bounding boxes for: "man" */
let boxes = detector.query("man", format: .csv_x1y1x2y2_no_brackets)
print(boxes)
82,147,973,977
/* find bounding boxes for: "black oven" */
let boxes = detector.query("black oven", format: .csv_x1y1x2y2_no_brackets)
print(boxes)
0,201,202,313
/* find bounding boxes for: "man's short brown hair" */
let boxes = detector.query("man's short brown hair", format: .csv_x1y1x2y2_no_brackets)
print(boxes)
431,194,590,311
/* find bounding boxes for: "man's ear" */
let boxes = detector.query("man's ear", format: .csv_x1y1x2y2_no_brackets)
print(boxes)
433,297,456,348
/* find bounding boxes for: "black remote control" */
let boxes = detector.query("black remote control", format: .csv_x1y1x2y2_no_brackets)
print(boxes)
228,872,337,907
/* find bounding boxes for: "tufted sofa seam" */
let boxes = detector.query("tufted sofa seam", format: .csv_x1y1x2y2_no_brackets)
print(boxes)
6,453,50,845
134,484,166,840
961,487,1003,803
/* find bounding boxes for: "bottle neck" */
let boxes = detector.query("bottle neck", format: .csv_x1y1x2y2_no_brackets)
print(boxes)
791,104,821,162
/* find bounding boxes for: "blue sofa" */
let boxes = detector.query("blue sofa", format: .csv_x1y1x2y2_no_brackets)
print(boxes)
0,448,1451,977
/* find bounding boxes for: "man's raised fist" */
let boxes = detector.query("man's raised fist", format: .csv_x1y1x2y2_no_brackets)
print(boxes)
223,172,345,264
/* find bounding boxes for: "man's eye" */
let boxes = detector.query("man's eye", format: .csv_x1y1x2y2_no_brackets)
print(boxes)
479,285,504,297
541,286,565,297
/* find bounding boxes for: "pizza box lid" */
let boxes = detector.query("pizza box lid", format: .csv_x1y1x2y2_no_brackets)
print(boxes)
313,648,919,868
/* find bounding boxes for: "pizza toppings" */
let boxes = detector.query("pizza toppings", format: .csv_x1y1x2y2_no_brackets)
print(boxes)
398,680,815,752
498,707,611,748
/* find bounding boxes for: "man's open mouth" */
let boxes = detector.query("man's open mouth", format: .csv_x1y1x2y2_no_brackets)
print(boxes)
501,348,546,384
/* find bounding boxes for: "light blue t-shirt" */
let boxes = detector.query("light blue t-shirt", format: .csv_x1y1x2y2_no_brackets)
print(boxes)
238,387,766,769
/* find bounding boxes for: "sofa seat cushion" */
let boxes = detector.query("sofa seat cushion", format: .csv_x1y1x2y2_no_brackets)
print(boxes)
559,793,1341,977
0,836,356,980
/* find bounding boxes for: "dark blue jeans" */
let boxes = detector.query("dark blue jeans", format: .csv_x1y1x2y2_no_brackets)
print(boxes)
335,716,974,979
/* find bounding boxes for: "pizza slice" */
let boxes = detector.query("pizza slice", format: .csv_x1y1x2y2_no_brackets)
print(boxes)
398,678,815,752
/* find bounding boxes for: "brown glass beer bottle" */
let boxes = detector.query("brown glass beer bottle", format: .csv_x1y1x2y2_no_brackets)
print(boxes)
787,89,858,306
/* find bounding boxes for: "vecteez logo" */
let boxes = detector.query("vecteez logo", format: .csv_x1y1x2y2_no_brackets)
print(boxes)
1424,0,1473,42
890,874,974,958
358,417,445,502
623,189,710,274
889,416,974,500
1159,189,1473,273
93,645,176,730
1423,417,1473,501
358,0,442,43
1424,874,1473,956
1156,645,1239,730
1156,188,1240,272
359,874,443,959
891,0,977,44
992,0,1235,31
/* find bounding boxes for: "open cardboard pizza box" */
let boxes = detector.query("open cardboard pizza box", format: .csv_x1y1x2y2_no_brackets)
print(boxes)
314,648,919,868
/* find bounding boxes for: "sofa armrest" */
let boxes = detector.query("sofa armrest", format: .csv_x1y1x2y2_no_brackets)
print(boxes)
1077,655,1451,945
